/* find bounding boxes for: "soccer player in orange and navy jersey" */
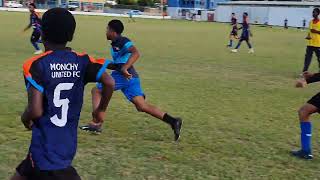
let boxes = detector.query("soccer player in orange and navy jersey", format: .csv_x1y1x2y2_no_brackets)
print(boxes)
11,8,114,180
231,12,254,54
23,3,43,55
227,13,238,48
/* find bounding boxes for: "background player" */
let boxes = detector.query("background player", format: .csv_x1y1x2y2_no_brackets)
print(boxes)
231,12,254,54
79,20,183,141
23,3,42,55
227,13,238,48
302,8,320,73
11,8,114,180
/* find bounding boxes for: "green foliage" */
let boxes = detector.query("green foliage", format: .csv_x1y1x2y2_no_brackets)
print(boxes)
137,0,154,7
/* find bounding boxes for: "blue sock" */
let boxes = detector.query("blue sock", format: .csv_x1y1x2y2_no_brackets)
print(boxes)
31,42,40,51
235,42,241,49
229,40,233,46
300,121,312,153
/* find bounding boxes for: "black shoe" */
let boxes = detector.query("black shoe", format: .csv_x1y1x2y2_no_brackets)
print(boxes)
291,150,313,160
171,118,182,141
79,124,102,133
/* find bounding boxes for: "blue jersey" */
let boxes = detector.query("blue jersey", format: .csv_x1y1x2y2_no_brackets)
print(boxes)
110,36,138,78
30,12,41,31
23,50,107,170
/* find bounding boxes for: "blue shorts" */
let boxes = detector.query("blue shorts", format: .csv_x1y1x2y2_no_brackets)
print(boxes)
97,72,144,102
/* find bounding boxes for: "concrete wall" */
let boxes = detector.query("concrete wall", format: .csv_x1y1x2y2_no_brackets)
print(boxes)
216,5,313,27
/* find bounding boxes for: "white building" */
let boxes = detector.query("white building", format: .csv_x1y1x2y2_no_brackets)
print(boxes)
216,1,320,27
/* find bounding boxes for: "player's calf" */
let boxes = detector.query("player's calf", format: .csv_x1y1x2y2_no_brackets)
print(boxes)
292,103,318,160
133,98,182,141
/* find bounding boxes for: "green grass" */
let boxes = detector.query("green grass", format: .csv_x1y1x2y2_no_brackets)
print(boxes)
1,11,320,179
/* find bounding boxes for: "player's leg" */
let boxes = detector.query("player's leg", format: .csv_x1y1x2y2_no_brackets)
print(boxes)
80,75,122,133
132,96,182,141
124,78,182,141
314,47,320,72
232,38,243,52
245,39,254,53
227,34,233,47
292,93,320,160
79,87,104,133
31,30,42,54
303,46,314,72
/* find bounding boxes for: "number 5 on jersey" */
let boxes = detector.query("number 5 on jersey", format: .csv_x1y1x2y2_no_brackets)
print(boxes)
50,83,74,127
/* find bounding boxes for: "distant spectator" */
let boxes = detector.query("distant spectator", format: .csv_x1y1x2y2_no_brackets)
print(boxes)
284,18,288,29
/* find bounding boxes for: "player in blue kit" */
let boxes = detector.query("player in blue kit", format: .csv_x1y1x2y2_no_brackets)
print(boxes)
11,8,114,180
23,3,43,55
79,20,183,141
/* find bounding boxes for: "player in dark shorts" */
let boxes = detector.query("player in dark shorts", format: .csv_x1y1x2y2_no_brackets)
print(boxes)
227,13,238,48
291,71,320,160
231,12,254,53
23,3,42,55
11,8,114,180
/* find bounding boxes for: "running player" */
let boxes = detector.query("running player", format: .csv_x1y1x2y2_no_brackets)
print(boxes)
23,3,42,54
79,20,183,141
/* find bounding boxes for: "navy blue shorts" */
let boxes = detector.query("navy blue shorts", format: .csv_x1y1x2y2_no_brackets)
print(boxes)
16,154,81,180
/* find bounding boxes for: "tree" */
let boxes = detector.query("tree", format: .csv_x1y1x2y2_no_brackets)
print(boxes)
137,0,154,6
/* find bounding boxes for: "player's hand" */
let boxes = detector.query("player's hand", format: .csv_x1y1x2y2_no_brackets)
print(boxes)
92,110,105,125
21,118,33,130
121,67,132,79
295,78,307,88
303,71,314,79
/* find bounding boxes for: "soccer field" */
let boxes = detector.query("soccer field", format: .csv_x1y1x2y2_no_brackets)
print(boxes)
1,11,320,179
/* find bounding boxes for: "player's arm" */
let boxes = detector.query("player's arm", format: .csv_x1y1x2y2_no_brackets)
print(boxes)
23,17,32,32
296,72,320,88
306,32,312,40
121,46,140,79
85,57,115,123
107,63,117,70
306,72,320,84
21,87,43,130
310,29,320,34
23,24,32,31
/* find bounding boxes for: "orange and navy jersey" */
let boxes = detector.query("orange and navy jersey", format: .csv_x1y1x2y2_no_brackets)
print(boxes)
22,50,111,171
231,16,237,25
30,11,41,31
